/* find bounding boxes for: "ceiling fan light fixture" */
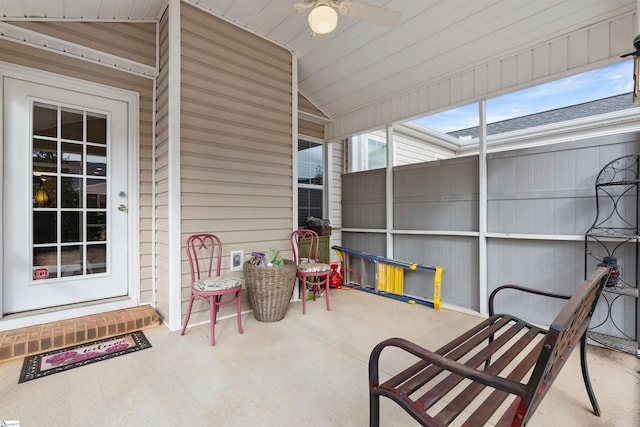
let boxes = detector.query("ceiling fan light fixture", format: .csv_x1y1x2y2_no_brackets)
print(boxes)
308,4,338,34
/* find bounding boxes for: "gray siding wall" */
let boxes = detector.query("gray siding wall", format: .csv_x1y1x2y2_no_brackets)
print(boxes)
341,232,387,287
395,156,479,232
342,134,639,330
342,169,386,229
487,134,640,335
396,235,479,309
488,136,640,234
0,25,156,305
341,155,480,310
179,4,293,322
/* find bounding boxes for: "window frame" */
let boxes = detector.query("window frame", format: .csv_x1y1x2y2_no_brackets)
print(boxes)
297,136,326,228
348,132,387,173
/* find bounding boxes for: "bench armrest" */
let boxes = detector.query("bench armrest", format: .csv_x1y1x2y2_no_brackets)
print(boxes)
369,337,527,397
489,284,571,316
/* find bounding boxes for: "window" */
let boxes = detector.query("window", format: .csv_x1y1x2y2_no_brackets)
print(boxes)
298,139,323,227
367,137,386,169
347,130,387,172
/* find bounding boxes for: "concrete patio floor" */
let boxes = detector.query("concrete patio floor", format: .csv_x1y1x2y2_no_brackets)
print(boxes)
1,288,639,426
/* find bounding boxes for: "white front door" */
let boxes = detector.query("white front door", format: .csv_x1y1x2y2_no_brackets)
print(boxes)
3,77,129,313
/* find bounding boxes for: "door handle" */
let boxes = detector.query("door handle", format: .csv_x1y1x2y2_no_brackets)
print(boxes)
118,204,127,212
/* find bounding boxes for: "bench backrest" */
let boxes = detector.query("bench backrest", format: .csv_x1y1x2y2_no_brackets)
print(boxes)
517,267,609,425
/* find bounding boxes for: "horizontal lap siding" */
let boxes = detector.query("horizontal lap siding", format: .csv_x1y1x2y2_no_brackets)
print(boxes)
180,4,292,321
0,25,156,305
299,118,324,139
11,21,157,67
298,93,328,140
298,93,327,118
394,136,453,165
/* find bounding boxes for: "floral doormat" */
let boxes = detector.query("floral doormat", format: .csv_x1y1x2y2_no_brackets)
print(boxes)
19,331,151,383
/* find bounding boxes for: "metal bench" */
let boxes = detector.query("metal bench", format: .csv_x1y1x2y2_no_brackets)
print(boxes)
368,267,610,426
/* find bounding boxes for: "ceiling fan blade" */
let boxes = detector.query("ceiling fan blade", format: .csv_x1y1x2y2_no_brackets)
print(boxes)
342,1,401,27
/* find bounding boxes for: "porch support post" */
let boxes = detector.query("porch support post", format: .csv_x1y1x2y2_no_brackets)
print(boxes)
386,124,394,258
291,52,300,302
167,0,183,330
478,100,488,316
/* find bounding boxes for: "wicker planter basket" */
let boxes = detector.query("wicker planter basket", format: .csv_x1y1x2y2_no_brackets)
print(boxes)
243,260,297,322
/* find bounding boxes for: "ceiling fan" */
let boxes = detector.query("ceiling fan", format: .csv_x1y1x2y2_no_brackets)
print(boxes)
251,1,401,35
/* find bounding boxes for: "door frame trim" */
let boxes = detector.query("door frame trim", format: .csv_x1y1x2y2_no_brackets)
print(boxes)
0,62,140,331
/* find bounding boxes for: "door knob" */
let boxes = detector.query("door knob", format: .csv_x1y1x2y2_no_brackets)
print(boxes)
118,204,127,212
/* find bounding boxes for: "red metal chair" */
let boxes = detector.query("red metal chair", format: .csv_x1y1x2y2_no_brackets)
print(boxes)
181,233,243,346
291,229,332,314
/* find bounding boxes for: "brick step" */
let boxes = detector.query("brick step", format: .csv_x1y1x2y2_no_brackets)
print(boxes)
0,305,161,362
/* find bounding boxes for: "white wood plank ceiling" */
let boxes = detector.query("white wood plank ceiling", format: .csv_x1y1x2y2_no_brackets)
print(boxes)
0,0,637,126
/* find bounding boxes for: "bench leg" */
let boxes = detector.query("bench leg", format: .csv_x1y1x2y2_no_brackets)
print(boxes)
370,392,380,427
580,333,601,416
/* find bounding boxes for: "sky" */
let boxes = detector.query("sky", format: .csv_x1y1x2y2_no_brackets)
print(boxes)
412,61,634,133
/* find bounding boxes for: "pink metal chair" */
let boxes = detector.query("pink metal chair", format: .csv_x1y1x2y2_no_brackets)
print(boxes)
291,229,332,314
181,233,243,346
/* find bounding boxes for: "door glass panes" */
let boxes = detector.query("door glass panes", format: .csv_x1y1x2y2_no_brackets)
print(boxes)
87,145,107,176
33,103,57,137
32,102,109,281
61,108,83,141
33,139,57,172
87,212,106,241
87,112,107,144
86,179,107,207
33,175,56,208
88,244,107,274
61,177,82,208
60,246,83,277
61,142,83,174
61,211,82,242
33,212,56,244
33,247,57,279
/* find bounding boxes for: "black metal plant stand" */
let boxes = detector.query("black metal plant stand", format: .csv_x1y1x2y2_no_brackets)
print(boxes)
584,154,639,356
